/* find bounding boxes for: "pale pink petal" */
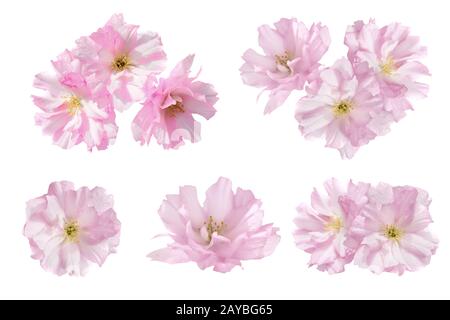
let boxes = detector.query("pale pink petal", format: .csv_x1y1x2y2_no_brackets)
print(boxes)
204,177,234,221
264,89,291,114
258,25,285,56
158,197,186,236
179,185,205,229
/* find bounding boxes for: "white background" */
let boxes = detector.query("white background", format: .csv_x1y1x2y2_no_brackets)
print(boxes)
0,0,449,300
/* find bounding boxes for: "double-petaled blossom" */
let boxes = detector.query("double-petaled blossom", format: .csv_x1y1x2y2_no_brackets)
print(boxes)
23,181,121,276
132,55,218,149
294,179,369,273
295,58,384,159
149,177,280,272
241,18,330,113
75,14,166,111
351,183,438,275
345,20,429,121
33,50,118,150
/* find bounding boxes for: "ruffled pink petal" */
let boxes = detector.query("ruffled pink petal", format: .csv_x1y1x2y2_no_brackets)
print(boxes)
258,25,285,56
204,177,234,221
132,55,217,149
264,89,291,114
158,196,187,236
179,185,205,229
235,224,280,260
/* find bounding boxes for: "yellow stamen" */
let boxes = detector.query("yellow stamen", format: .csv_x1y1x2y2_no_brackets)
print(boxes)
63,220,80,242
204,216,226,242
325,216,343,233
165,101,185,117
333,100,353,116
111,54,131,73
66,96,82,116
275,51,292,72
379,57,396,76
383,224,403,241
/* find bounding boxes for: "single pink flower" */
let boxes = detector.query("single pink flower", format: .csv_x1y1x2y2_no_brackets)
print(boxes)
352,184,438,275
75,14,166,111
23,181,121,276
345,20,429,120
294,179,369,274
33,50,118,151
295,58,384,159
149,177,280,272
240,18,330,114
132,55,218,149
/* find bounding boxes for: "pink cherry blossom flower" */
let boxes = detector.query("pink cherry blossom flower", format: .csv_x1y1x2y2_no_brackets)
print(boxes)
33,50,118,151
240,18,330,114
75,14,166,111
295,58,384,159
132,55,218,149
352,183,438,275
345,20,429,120
294,179,369,274
23,181,121,276
149,177,280,272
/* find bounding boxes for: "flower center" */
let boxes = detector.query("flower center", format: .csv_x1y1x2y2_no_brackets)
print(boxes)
325,216,343,233
165,101,185,117
383,224,403,241
63,220,80,242
333,100,353,116
66,95,82,116
111,54,131,73
275,51,292,73
204,216,225,242
379,57,396,76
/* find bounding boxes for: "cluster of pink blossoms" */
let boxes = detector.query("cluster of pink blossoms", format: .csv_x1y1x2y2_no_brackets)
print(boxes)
24,178,280,276
241,19,429,158
294,179,438,275
32,14,218,151
24,178,437,276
